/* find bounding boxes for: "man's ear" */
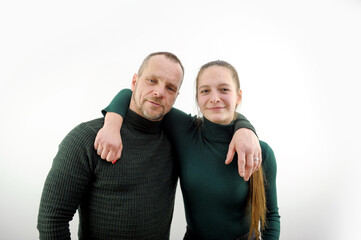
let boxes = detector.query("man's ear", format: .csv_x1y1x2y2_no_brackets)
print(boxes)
131,73,138,91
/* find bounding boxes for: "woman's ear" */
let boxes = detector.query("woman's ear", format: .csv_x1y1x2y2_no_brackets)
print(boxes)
236,89,243,106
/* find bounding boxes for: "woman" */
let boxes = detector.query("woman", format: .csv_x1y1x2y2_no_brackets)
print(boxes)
97,60,280,239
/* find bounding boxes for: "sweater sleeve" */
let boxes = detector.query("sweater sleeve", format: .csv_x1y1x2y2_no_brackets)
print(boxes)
233,112,257,135
102,88,196,136
102,89,132,117
37,123,95,240
260,141,281,239
161,108,196,138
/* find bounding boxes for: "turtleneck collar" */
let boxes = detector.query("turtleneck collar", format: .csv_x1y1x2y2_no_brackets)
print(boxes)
124,108,162,134
201,117,234,143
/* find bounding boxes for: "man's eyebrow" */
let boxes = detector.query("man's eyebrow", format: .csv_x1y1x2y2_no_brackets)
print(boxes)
146,74,160,80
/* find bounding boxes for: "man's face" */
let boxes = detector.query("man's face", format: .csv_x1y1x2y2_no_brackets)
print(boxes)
130,55,183,121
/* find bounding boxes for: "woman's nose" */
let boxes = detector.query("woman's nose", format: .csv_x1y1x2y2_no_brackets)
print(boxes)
210,92,220,103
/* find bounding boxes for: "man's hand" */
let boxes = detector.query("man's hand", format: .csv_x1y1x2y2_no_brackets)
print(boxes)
94,112,124,163
225,128,262,181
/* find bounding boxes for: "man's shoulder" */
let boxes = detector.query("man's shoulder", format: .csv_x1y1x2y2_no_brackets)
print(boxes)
64,118,104,144
80,117,105,132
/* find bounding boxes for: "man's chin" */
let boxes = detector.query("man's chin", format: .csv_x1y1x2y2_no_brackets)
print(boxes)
143,111,164,121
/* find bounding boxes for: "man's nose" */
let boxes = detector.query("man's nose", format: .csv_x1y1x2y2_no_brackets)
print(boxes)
153,86,165,97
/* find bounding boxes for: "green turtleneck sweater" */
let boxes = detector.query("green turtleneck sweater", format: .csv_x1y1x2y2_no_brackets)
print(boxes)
163,110,280,239
103,89,280,239
37,110,177,239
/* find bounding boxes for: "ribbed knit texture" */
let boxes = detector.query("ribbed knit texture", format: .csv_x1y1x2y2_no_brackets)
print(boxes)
104,89,280,239
163,110,280,240
37,110,177,240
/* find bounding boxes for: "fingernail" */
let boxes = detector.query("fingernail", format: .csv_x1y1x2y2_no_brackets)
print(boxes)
112,160,117,164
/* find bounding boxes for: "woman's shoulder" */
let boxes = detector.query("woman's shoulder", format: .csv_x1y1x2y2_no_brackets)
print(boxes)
259,140,273,154
259,140,277,172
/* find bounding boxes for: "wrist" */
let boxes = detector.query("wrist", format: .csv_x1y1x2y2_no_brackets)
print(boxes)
104,112,123,129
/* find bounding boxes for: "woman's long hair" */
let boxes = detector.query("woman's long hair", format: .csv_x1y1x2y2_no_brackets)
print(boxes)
248,167,267,239
196,60,267,239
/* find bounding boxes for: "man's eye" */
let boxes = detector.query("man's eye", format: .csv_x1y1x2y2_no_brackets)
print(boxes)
168,87,176,92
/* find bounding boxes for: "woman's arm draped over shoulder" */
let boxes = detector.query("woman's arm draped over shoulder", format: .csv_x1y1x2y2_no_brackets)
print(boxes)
95,88,196,162
233,112,256,135
102,88,132,118
94,89,132,163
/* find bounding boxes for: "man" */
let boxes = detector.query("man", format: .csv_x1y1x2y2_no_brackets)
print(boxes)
37,52,260,239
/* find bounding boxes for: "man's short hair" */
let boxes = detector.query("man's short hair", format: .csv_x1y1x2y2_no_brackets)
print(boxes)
138,52,185,84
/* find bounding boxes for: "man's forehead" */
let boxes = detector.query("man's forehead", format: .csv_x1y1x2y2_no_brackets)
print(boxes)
144,58,182,78
148,55,179,69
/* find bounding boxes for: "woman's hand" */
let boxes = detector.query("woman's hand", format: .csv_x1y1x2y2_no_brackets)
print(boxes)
225,128,262,181
94,112,124,164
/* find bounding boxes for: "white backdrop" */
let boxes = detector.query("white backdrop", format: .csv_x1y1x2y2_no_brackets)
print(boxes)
1,0,360,239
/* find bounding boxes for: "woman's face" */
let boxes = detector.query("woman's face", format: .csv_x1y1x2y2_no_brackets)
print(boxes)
197,66,242,125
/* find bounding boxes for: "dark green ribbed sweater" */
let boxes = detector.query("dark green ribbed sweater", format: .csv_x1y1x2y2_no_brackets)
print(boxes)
37,110,177,239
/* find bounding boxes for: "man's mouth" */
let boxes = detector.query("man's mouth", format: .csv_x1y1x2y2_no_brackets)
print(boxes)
147,99,163,108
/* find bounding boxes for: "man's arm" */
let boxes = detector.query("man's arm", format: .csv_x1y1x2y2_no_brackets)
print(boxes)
225,113,262,181
37,123,93,239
